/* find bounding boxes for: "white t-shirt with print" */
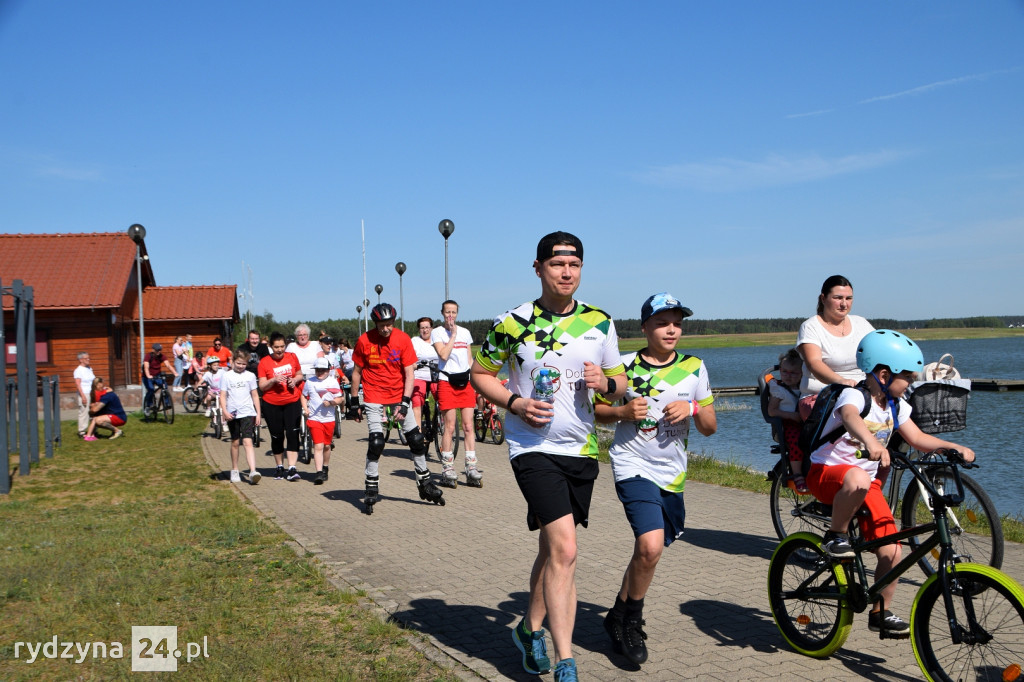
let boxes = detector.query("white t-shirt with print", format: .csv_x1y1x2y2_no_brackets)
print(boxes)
201,368,226,394
412,336,439,381
302,374,342,423
430,325,473,380
809,387,910,480
220,370,258,418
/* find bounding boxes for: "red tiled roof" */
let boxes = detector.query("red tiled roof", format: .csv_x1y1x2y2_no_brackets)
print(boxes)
0,232,154,309
135,285,239,322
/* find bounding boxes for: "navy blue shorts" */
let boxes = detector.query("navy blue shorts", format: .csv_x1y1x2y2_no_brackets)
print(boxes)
511,452,599,531
615,475,686,547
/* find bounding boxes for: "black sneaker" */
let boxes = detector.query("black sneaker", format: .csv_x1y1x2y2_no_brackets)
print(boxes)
605,610,649,664
314,470,325,485
822,532,855,559
322,466,329,481
286,467,301,481
274,466,286,480
868,610,910,636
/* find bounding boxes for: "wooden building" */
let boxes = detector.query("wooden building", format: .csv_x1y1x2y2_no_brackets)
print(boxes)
1,232,238,391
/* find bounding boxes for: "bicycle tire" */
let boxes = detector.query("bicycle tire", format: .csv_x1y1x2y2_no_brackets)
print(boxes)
474,418,487,442
398,425,407,445
252,421,262,447
161,390,175,424
910,562,1024,682
182,387,202,413
769,472,832,542
384,408,393,445
334,407,342,438
214,414,222,439
767,532,853,658
491,415,504,445
901,470,1004,577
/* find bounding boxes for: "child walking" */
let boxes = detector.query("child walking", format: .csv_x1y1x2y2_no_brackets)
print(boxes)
221,349,262,485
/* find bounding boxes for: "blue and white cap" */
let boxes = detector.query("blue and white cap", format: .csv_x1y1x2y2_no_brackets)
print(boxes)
640,292,693,325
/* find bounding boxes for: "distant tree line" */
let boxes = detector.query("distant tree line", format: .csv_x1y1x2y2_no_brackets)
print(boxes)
236,313,1021,346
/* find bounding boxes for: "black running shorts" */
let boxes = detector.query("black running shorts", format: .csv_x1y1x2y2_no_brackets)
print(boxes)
511,452,599,531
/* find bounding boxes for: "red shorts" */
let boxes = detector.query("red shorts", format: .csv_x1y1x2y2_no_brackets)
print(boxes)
308,420,335,445
110,415,126,427
411,379,436,408
437,381,476,410
806,463,896,542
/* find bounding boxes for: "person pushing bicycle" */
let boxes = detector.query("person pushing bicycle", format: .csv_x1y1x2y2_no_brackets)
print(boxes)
809,329,975,636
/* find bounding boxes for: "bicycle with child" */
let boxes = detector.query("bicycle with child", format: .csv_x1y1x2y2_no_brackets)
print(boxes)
474,394,505,445
762,366,1003,577
768,447,1024,681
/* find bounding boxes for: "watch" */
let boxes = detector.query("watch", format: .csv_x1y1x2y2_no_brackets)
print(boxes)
602,378,617,396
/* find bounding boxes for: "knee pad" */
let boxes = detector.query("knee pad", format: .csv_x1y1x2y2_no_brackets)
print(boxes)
367,432,385,461
405,427,427,455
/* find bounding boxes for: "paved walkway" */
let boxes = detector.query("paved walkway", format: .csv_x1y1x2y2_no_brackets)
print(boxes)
200,418,1024,681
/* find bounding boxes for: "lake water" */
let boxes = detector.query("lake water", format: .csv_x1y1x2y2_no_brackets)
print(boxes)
683,336,1024,519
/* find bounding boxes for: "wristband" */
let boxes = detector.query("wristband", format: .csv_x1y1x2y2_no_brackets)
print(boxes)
601,377,617,396
507,393,521,412
402,396,411,405
690,400,700,417
351,395,361,408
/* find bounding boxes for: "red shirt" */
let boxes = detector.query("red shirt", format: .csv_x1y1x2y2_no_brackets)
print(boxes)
257,352,302,406
353,328,416,404
208,345,232,365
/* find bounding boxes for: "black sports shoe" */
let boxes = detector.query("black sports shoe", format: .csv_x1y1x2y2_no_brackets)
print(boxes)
868,610,910,636
322,466,329,481
286,467,301,481
822,531,855,559
314,470,325,485
274,466,286,480
604,610,648,664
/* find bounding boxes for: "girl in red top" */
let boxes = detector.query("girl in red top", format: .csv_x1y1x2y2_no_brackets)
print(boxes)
257,331,304,481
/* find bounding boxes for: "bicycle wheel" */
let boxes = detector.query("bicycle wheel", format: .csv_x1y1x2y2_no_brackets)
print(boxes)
213,413,222,439
160,390,175,424
398,425,407,445
383,409,393,444
767,533,853,658
252,420,262,447
474,415,487,442
182,387,202,413
491,415,504,445
910,563,1024,682
901,471,1004,577
334,407,342,438
770,473,832,542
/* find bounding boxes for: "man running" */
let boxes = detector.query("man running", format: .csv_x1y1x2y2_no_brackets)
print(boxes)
471,231,626,682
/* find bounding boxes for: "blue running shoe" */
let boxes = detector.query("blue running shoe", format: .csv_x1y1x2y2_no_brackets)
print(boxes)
553,657,577,682
512,618,551,674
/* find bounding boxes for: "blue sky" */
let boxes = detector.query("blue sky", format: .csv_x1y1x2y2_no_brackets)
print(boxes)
2,1,1023,326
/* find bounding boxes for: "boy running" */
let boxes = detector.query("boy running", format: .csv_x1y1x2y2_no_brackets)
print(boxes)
595,293,717,665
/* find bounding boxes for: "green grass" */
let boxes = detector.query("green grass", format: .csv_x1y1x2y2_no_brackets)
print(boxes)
1,417,456,681
617,326,1024,350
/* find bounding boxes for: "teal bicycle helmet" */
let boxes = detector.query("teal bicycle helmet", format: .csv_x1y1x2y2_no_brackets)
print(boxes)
856,329,924,374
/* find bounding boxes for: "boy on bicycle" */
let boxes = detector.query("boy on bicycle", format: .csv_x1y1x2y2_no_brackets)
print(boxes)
809,329,975,636
199,356,226,417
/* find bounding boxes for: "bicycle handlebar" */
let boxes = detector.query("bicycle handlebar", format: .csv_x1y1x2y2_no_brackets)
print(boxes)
855,448,972,509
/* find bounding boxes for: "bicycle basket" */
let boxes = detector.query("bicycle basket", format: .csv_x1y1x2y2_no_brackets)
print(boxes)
905,379,971,434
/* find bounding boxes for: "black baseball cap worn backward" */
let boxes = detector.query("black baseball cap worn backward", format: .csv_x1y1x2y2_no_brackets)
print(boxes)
536,231,584,263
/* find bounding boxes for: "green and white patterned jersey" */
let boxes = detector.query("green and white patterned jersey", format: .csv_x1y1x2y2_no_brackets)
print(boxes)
475,299,625,460
606,351,714,491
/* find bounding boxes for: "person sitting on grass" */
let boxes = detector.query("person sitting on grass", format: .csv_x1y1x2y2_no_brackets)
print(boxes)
767,348,807,493
808,329,975,637
83,377,126,441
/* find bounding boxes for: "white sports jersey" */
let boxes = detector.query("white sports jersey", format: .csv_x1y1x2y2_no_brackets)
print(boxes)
475,300,624,460
607,352,714,491
302,374,342,423
220,370,258,418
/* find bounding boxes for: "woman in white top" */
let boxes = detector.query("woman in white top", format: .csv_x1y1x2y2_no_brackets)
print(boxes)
410,316,440,430
796,275,875,395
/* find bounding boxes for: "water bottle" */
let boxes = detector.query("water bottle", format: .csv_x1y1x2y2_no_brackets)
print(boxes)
534,368,555,403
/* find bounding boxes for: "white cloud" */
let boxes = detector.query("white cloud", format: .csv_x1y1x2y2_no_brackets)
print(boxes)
37,164,104,182
636,150,911,192
857,69,1014,105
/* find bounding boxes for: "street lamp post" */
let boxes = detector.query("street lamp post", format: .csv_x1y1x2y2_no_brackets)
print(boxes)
374,284,383,306
127,223,147,384
356,305,362,334
363,298,370,332
438,219,454,300
395,262,406,330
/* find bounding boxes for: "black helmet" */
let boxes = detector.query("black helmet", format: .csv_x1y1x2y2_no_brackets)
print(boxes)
371,303,397,323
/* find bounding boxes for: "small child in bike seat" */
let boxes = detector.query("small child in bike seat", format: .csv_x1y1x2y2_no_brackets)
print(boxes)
806,330,975,637
199,356,226,417
767,349,806,493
